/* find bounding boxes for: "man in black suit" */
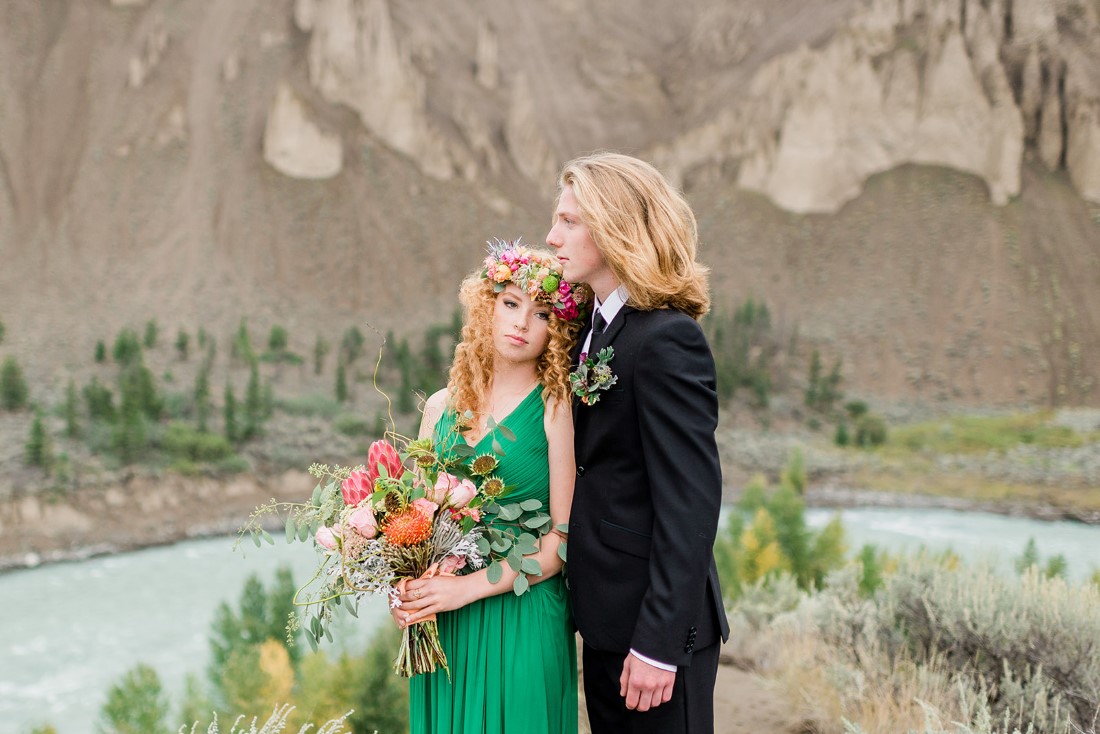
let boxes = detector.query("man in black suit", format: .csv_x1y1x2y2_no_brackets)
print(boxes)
546,152,729,734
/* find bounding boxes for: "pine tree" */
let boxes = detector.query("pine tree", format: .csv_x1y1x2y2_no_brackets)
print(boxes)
262,380,274,419
0,315,5,344
313,334,329,375
112,328,142,367
232,318,254,363
224,383,239,443
84,377,116,422
804,349,822,410
25,412,52,469
335,360,348,403
143,319,158,349
194,366,211,433
95,339,107,363
175,329,190,361
243,360,263,439
340,325,365,365
268,325,288,353
1,356,29,410
64,379,79,437
98,664,169,734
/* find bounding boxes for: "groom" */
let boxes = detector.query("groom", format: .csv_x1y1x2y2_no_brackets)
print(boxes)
547,152,729,734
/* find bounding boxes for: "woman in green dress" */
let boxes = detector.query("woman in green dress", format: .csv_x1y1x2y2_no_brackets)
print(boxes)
394,242,589,734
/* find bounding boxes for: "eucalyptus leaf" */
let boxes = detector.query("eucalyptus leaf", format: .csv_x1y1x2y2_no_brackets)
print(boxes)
452,443,475,458
311,483,322,506
523,515,551,529
297,522,310,542
476,537,491,555
490,538,511,554
506,551,523,573
555,523,569,534
517,532,537,547
285,517,296,544
251,531,261,548
512,575,529,596
491,438,505,456
324,625,333,643
498,424,517,442
497,504,522,522
307,631,318,652
519,499,542,512
520,557,542,575
347,601,359,619
261,530,274,546
557,543,568,562
487,560,503,584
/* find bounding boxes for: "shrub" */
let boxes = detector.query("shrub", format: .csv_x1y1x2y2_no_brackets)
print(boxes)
339,326,365,365
224,384,239,444
232,319,254,363
64,379,79,437
97,663,169,734
0,315,5,343
335,361,348,403
161,423,235,462
242,361,264,439
835,421,850,446
274,394,341,419
313,335,329,375
95,339,107,363
267,325,288,353
855,414,888,447
194,366,212,432
1,356,29,410
334,413,372,437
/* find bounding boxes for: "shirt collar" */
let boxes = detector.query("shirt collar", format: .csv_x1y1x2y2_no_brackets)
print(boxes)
593,285,630,328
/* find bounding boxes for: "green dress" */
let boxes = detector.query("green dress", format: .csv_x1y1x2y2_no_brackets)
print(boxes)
409,387,578,734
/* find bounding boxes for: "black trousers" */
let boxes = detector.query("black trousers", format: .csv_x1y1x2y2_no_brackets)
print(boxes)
582,642,721,734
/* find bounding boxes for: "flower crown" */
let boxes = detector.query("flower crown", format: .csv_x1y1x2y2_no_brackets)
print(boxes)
480,238,589,321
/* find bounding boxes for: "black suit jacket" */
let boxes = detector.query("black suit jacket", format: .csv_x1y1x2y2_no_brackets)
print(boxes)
568,305,729,667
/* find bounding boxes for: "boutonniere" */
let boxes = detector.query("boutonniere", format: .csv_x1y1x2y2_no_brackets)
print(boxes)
570,347,618,406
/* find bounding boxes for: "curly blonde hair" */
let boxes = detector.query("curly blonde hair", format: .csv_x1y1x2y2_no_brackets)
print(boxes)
448,273,586,419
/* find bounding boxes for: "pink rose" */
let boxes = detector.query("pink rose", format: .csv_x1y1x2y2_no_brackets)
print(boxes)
410,498,439,521
341,471,372,507
366,440,404,484
450,506,482,523
447,478,478,509
346,506,378,539
438,555,467,574
428,473,459,504
315,526,339,550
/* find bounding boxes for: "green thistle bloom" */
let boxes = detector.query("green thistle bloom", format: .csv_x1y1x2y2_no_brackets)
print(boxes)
471,454,499,476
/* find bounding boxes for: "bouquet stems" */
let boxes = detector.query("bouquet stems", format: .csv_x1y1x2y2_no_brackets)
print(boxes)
394,619,449,678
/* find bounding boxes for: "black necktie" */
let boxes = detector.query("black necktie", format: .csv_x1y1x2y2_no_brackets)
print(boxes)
592,310,607,334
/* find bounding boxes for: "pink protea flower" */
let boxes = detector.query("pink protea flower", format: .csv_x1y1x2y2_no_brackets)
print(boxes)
341,471,372,507
366,440,403,485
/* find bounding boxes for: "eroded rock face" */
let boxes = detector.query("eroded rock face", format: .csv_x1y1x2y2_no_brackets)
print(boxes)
300,0,456,179
263,83,343,179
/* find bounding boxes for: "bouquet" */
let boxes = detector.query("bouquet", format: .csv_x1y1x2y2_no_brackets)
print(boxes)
240,417,562,677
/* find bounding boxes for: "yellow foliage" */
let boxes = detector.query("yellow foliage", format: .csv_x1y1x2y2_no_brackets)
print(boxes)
257,639,294,707
738,508,791,583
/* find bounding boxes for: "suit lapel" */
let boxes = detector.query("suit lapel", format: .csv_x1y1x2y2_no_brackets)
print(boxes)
589,305,633,353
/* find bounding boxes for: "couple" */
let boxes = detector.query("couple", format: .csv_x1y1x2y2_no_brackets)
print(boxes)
393,152,730,734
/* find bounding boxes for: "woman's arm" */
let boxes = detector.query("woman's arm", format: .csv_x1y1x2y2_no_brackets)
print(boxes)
418,388,449,440
395,395,576,626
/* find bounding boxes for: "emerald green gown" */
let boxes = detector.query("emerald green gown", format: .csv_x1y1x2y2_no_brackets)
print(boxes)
409,387,578,734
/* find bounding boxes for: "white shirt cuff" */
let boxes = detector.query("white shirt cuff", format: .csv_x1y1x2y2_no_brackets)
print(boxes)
629,649,677,672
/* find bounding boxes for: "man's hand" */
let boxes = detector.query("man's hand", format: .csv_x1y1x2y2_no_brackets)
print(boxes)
619,653,676,711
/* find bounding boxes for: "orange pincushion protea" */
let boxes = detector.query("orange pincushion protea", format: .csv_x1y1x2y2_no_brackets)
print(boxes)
382,509,433,546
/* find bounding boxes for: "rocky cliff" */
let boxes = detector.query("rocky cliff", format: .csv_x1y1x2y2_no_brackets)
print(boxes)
0,0,1098,406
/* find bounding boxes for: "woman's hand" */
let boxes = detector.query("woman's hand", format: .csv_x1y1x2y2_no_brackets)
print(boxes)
395,575,476,628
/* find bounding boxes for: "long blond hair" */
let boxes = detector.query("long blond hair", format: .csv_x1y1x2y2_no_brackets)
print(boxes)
559,152,711,319
447,274,584,418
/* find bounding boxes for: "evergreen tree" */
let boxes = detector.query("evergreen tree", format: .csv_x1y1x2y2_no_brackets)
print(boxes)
97,664,169,734
335,360,348,403
84,377,117,422
232,319,254,363
197,327,207,349
340,325,365,365
267,325,288,353
143,319,158,349
95,339,107,363
112,385,146,464
224,383,239,443
175,329,190,361
25,412,53,469
64,379,79,437
857,544,885,596
348,626,410,733
194,366,211,433
804,349,823,410
112,328,142,367
268,566,301,666
120,363,162,420
1,356,29,410
262,380,274,420
313,334,329,376
243,360,263,439
0,315,5,344
835,421,850,446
